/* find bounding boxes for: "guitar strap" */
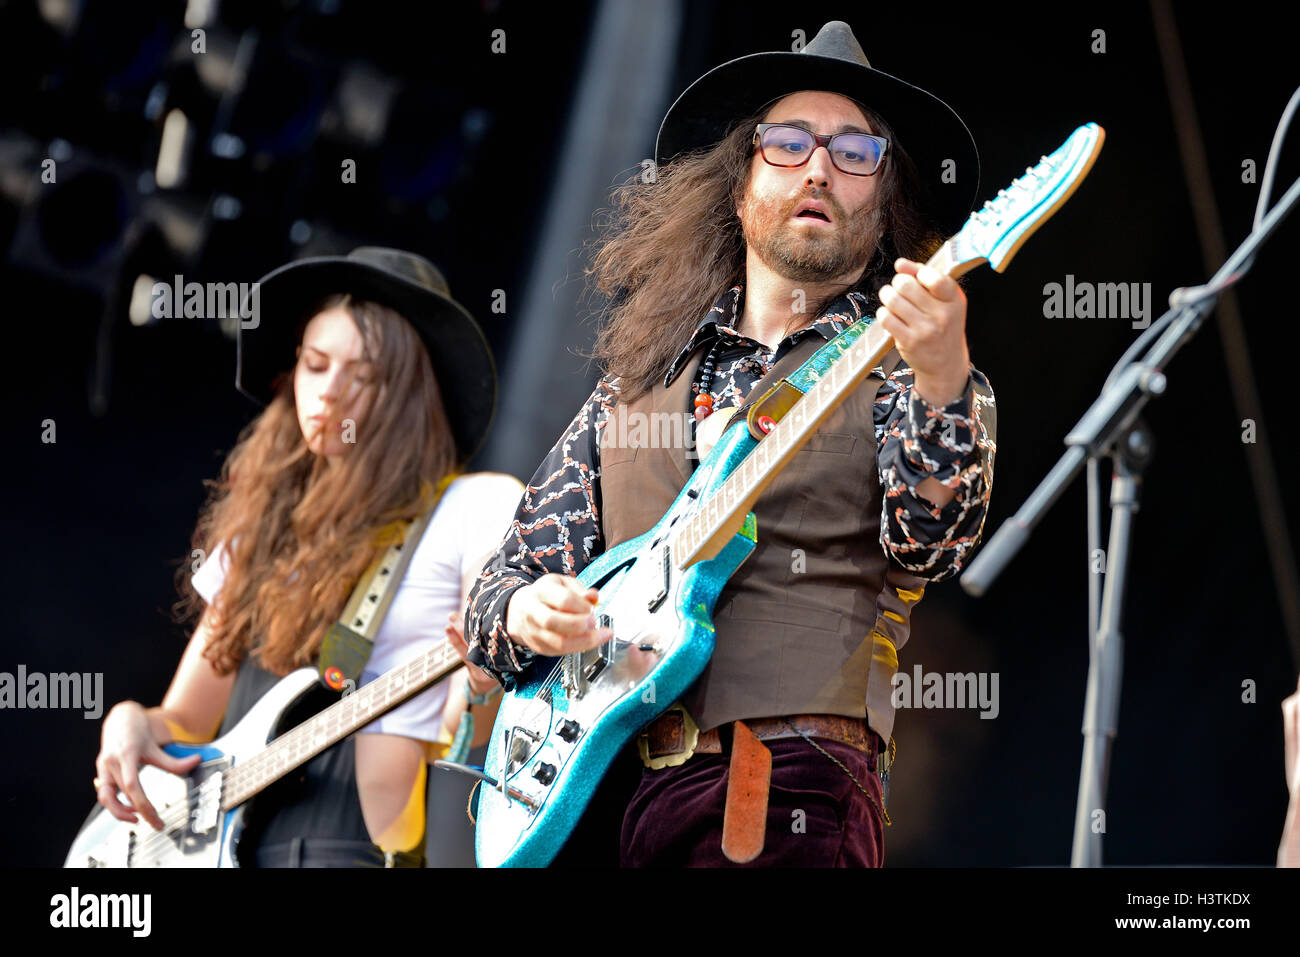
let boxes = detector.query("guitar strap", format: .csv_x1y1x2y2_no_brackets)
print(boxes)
317,473,458,692
729,317,901,441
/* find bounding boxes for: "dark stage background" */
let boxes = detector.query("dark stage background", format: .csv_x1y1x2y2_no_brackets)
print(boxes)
2,0,1297,869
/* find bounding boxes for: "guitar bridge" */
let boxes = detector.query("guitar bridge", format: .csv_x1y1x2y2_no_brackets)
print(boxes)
505,725,541,775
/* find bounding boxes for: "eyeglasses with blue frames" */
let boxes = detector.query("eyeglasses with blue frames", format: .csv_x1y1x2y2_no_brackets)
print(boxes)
753,123,889,176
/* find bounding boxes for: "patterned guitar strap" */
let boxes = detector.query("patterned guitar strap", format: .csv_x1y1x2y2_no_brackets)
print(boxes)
317,474,458,694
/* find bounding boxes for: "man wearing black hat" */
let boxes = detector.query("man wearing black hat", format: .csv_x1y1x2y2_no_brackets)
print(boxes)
466,22,996,866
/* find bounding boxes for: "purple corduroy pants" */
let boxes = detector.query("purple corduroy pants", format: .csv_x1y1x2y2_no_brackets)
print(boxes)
618,734,886,867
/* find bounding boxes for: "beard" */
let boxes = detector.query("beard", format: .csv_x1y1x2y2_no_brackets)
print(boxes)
739,186,881,284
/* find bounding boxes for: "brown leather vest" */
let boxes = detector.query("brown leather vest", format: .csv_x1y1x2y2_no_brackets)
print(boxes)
599,333,927,741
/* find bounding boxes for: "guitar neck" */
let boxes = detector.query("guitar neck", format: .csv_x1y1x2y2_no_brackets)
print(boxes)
927,237,986,280
671,238,971,568
220,639,463,809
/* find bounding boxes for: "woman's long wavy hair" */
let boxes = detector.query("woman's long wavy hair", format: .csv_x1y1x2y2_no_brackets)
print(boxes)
173,295,458,676
586,99,945,402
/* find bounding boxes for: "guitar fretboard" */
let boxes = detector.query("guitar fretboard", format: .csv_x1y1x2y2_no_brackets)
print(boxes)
220,640,462,809
668,236,979,569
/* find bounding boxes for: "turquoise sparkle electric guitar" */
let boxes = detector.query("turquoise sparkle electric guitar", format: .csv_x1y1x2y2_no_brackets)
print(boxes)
474,123,1106,868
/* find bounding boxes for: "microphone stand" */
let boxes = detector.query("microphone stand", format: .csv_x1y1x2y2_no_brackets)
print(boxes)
960,172,1300,866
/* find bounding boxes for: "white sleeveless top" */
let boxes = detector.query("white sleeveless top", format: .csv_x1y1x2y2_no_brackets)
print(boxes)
191,472,522,741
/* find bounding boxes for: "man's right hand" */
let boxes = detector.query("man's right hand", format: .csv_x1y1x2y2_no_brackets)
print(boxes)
505,573,612,656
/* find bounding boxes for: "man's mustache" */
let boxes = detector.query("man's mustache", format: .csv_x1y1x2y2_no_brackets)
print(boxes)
780,188,848,224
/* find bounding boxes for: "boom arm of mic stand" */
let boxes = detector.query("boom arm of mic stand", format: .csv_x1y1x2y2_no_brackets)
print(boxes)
960,171,1300,597
960,360,1168,598
961,446,1086,597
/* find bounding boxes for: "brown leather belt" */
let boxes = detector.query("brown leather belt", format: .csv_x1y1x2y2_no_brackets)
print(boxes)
643,711,879,761
640,710,885,863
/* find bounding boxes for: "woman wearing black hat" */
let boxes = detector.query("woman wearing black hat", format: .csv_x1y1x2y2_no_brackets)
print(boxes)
91,248,522,867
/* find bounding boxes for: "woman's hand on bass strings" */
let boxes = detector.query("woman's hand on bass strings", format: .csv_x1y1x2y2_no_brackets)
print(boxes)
95,701,201,830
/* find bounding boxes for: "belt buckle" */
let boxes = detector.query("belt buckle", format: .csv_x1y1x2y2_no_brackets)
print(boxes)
637,702,700,769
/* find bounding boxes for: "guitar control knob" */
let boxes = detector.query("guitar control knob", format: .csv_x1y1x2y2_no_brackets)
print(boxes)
557,719,581,742
532,762,557,786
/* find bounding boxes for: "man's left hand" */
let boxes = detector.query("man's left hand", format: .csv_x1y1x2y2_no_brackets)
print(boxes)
877,257,970,407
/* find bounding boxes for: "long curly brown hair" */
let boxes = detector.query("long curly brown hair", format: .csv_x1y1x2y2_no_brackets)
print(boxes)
586,99,945,402
173,294,458,676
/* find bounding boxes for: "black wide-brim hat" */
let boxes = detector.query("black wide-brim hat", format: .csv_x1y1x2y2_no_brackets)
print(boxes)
655,20,979,236
237,246,495,463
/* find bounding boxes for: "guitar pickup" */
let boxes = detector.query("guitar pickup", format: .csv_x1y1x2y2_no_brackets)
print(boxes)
647,546,671,612
564,615,613,698
190,771,223,835
561,653,585,698
581,615,614,681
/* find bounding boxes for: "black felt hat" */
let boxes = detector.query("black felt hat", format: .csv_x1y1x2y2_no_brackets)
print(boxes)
655,20,979,235
237,247,496,463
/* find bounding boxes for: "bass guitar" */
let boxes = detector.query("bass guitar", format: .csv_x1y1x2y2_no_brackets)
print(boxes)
65,639,464,867
475,122,1106,868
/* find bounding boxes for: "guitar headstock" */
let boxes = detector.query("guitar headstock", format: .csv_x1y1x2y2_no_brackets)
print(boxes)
944,122,1105,276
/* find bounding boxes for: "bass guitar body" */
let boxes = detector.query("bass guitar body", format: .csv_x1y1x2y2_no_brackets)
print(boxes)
66,668,321,868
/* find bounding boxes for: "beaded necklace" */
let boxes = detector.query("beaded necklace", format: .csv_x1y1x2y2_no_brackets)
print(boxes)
691,336,726,422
